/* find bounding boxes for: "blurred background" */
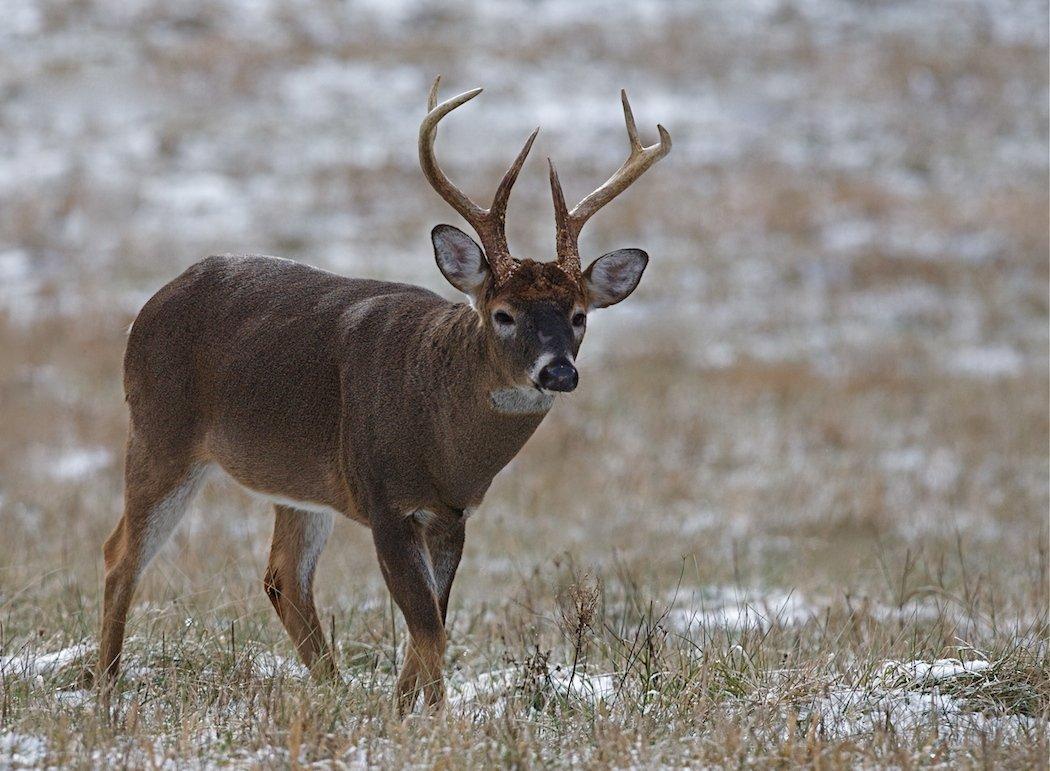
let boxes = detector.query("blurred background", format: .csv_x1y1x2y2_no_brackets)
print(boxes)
0,0,1047,764
3,0,1046,375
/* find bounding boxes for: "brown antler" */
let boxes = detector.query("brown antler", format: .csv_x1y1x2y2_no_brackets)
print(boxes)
549,90,671,277
419,76,539,281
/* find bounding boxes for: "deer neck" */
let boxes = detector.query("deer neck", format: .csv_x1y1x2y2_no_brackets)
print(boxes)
424,303,553,480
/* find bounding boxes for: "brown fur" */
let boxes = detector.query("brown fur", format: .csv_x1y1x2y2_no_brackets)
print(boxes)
98,254,579,712
489,259,584,305
99,82,667,713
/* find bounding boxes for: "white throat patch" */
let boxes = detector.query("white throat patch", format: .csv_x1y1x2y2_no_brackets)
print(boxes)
489,386,556,414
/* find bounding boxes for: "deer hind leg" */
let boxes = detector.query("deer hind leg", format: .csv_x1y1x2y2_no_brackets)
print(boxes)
371,512,448,716
263,505,336,677
98,439,206,684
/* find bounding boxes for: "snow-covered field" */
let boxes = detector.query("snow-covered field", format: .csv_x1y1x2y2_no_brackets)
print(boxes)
0,0,1046,766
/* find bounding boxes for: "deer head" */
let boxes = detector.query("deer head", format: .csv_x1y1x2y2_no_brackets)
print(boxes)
420,77,671,395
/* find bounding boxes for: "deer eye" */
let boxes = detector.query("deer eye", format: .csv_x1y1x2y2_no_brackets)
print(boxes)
493,310,515,326
572,312,587,328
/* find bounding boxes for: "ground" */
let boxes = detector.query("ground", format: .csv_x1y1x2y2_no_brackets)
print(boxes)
0,0,1047,767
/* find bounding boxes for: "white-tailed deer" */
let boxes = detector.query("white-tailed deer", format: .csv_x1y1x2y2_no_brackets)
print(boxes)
99,77,670,713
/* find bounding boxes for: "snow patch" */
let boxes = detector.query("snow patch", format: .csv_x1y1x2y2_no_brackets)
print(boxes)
550,671,617,703
669,587,818,632
808,686,997,739
251,651,311,680
797,657,1035,741
0,733,47,768
449,667,618,713
0,249,40,324
447,668,517,708
878,657,991,686
0,643,92,677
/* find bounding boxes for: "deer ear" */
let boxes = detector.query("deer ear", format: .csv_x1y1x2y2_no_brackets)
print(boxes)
583,248,648,309
432,224,490,300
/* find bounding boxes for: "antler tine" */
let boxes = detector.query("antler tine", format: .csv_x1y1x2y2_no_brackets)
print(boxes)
548,159,574,264
419,76,538,279
478,127,540,264
621,89,642,153
552,89,672,266
492,127,540,219
427,75,441,112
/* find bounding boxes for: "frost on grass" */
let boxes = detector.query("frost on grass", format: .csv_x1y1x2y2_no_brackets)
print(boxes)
0,638,314,685
806,686,1030,741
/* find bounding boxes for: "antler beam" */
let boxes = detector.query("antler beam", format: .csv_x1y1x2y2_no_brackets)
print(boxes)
419,76,539,280
549,90,671,276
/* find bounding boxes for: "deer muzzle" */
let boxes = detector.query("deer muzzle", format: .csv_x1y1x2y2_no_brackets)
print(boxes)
538,358,578,392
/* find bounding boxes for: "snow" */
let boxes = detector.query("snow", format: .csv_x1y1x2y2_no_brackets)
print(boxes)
0,732,47,768
251,651,311,680
669,587,818,632
879,447,961,492
801,657,1031,741
808,686,999,739
0,249,39,325
0,643,92,677
0,249,32,285
449,667,618,713
550,671,617,703
447,668,517,708
879,658,991,686
880,448,926,473
0,642,1040,763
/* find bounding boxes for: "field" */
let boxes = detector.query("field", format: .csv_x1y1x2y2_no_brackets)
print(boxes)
1,0,1048,767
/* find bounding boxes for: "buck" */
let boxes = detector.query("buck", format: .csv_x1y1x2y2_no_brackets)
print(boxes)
98,77,670,713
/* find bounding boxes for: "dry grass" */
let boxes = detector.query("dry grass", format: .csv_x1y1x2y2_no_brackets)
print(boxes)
1,0,1048,767
1,307,1047,767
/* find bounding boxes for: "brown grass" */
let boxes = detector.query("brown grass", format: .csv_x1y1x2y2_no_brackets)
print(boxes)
1,0,1047,766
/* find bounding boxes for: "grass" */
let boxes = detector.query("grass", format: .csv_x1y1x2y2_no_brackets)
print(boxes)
0,563,1046,766
1,0,1048,766
0,308,1046,766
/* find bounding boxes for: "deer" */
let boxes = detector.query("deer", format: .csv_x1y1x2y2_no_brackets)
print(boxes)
97,77,670,714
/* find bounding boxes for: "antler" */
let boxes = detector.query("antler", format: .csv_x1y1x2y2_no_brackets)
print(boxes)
549,90,671,277
419,76,539,281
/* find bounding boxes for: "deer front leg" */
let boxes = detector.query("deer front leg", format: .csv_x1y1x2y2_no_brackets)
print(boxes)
371,511,446,715
425,517,465,624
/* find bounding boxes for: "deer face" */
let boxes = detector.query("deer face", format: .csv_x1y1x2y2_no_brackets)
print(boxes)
420,78,668,398
432,224,648,393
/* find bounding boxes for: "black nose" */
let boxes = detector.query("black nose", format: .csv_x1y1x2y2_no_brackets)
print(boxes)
538,358,578,392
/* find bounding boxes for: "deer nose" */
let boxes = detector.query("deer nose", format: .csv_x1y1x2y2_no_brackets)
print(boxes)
538,358,578,393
